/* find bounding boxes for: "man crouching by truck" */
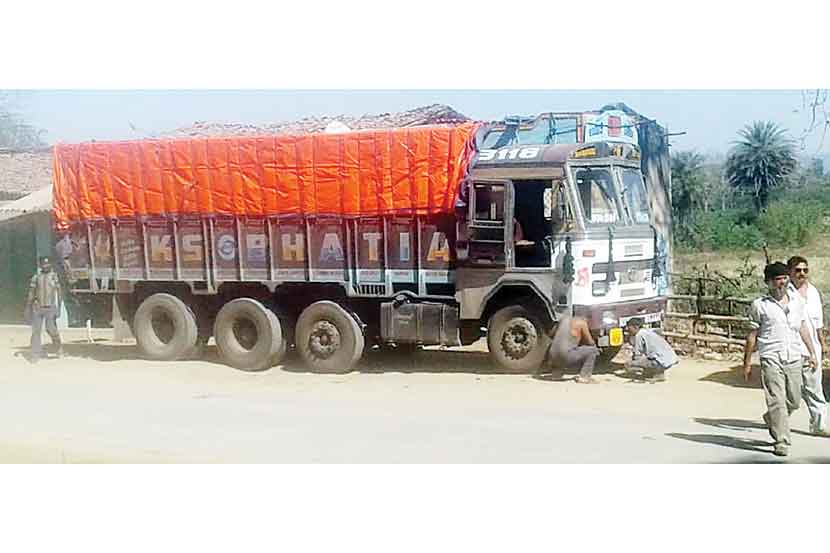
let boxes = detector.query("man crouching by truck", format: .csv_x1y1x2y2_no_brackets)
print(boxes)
547,315,601,384
623,317,678,383
744,262,819,457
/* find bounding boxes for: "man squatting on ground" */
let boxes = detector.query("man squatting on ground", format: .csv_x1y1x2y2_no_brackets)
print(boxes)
623,317,678,382
547,315,601,384
26,256,63,363
787,255,830,436
743,262,820,457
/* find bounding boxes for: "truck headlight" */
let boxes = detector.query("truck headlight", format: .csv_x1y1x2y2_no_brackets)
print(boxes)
601,310,618,328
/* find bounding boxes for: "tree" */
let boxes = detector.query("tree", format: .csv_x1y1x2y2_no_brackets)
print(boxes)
670,150,705,227
725,121,797,213
0,93,46,150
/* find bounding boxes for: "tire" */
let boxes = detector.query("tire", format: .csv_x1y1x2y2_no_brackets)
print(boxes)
214,298,285,371
487,305,552,373
296,301,365,373
134,293,199,361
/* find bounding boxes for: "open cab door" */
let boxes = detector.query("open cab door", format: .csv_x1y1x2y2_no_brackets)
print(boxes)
459,179,512,267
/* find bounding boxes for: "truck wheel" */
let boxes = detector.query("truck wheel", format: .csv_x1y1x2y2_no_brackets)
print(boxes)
134,293,199,361
487,306,551,373
296,301,364,373
214,298,285,371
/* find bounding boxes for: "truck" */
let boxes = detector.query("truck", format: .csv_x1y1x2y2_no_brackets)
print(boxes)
52,107,669,373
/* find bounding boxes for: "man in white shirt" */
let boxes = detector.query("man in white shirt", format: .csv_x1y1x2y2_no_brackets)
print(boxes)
744,262,818,457
787,255,829,436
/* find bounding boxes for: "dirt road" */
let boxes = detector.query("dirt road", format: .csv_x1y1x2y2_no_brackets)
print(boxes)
1,326,828,463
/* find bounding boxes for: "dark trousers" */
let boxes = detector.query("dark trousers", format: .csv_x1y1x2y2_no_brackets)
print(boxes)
630,356,666,376
31,306,61,357
562,346,600,378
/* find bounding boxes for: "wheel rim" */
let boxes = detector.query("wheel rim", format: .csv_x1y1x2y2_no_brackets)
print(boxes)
232,317,259,351
309,320,341,359
151,309,176,344
500,318,538,360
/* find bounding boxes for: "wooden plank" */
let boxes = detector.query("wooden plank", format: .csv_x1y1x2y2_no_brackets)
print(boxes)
662,330,746,346
665,312,749,323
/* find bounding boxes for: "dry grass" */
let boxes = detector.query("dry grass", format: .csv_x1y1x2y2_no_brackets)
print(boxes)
675,236,830,297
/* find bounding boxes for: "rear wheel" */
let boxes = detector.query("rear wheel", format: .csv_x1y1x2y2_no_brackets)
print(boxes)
296,301,364,373
487,305,551,373
214,298,285,371
133,293,199,361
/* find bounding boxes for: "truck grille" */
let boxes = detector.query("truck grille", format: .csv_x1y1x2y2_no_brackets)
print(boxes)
620,287,646,298
592,259,653,274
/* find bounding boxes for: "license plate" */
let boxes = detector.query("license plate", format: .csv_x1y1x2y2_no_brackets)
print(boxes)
609,327,624,346
619,312,662,326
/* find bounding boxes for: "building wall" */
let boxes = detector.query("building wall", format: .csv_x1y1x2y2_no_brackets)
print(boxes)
0,213,71,326
0,215,38,323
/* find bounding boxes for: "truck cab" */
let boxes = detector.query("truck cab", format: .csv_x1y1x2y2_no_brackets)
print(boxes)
457,131,666,369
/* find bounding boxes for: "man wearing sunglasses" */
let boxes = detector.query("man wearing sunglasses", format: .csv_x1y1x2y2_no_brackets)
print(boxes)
787,256,829,436
744,262,818,456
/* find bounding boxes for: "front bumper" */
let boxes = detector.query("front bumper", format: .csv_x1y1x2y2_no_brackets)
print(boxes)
573,297,667,347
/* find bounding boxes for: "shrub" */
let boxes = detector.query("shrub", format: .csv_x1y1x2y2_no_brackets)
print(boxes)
680,209,764,251
758,199,825,248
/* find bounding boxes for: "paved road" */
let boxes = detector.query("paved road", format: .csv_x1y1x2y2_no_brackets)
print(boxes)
1,326,828,463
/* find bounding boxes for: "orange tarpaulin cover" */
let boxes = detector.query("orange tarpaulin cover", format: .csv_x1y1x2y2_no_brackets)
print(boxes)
52,123,481,230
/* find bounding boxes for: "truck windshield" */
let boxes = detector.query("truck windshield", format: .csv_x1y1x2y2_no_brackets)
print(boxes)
482,116,579,148
572,167,620,225
620,168,650,224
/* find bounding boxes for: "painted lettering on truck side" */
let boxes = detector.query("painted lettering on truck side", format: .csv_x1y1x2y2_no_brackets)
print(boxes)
124,217,456,283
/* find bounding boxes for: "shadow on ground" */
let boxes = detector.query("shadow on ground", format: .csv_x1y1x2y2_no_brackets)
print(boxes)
718,456,830,464
693,417,766,432
666,432,772,454
16,341,642,378
19,341,534,376
699,364,762,389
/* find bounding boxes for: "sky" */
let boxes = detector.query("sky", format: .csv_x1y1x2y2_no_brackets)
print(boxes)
5,90,829,160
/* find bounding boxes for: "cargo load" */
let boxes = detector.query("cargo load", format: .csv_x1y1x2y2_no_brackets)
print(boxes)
52,122,481,229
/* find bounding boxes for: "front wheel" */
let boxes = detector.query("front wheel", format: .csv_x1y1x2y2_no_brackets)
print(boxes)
487,306,551,373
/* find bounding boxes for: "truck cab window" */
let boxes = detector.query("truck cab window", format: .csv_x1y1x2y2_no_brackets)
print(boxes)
620,169,650,224
574,168,619,225
473,184,504,222
544,181,573,235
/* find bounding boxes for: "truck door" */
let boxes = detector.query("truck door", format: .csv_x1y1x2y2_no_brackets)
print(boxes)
466,180,508,267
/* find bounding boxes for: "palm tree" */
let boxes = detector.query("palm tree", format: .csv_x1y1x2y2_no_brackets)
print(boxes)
725,121,797,213
670,151,705,227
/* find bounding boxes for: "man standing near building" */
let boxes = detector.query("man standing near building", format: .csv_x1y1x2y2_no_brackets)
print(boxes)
623,317,678,383
744,262,818,457
26,256,63,363
787,255,829,436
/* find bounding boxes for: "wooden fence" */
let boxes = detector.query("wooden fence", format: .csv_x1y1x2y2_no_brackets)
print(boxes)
663,294,753,352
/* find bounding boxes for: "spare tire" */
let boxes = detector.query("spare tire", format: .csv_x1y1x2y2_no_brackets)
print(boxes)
296,301,364,373
134,293,199,361
214,298,285,371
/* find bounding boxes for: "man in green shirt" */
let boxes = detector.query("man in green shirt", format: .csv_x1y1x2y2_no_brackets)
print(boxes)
26,256,63,362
